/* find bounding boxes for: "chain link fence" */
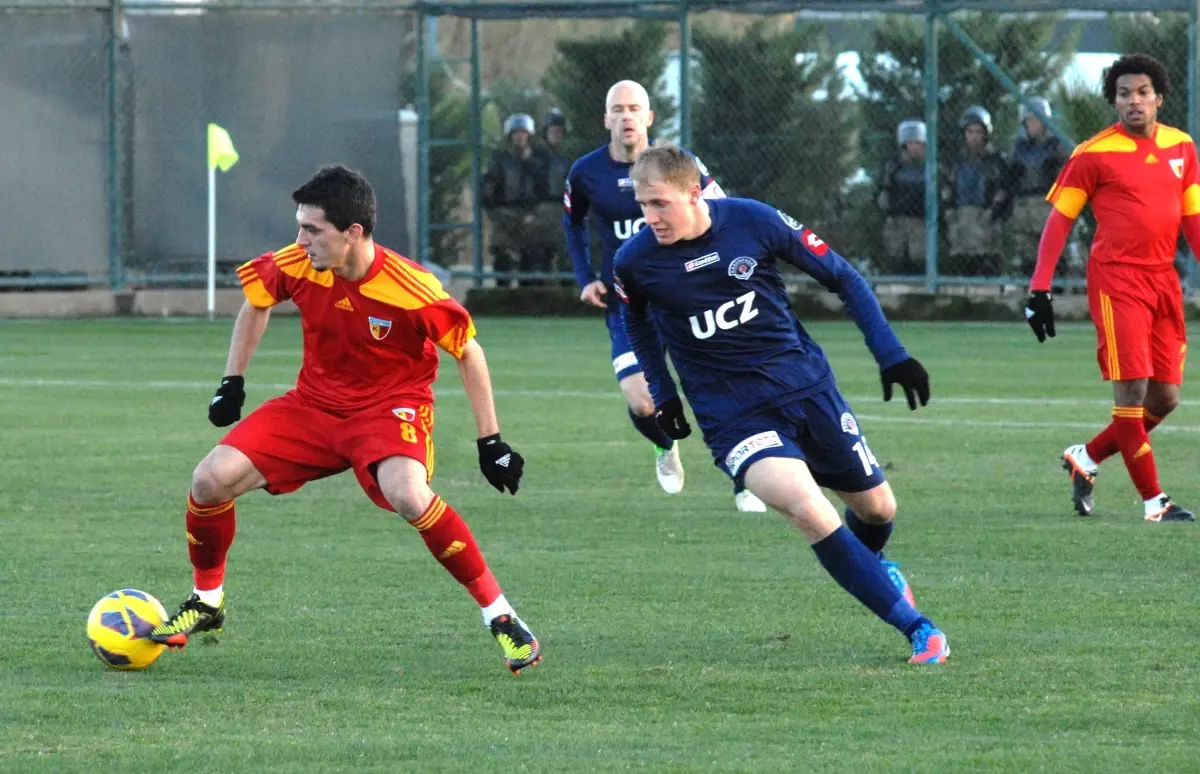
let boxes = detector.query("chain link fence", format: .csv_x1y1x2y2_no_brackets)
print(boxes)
1,1,1195,294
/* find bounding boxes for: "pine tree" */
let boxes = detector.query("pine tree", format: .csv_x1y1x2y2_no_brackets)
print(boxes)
690,21,858,251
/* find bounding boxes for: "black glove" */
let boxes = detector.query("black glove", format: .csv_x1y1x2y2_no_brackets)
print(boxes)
208,375,245,427
655,397,692,440
1024,290,1056,342
881,357,930,411
477,434,524,495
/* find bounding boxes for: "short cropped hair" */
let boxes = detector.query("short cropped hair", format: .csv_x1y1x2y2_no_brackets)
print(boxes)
1102,53,1170,105
631,145,701,191
292,165,377,236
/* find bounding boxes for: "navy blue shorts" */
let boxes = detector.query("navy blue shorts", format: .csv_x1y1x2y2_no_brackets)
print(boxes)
708,387,887,492
607,303,664,382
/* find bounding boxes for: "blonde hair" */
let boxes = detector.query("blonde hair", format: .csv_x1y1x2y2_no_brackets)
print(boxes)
631,145,701,191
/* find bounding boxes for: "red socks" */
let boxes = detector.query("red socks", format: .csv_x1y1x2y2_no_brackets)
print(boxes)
411,496,501,607
186,493,236,591
1085,409,1163,464
1108,407,1162,500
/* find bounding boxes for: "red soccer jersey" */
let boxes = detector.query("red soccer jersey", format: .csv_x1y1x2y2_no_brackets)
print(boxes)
1046,122,1200,270
236,243,476,415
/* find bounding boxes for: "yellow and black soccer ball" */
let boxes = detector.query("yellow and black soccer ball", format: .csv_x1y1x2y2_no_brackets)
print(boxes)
86,589,168,670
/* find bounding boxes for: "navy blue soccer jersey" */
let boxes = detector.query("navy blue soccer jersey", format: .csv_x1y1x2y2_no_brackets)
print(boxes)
614,198,909,436
563,145,721,289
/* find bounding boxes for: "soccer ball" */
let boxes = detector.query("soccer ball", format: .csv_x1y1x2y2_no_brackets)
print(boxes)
86,589,168,670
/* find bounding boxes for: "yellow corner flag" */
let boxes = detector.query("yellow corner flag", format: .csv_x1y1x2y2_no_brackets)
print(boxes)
207,123,239,172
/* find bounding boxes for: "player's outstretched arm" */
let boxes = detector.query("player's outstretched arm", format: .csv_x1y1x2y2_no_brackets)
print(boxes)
456,339,524,495
209,300,271,427
774,213,928,410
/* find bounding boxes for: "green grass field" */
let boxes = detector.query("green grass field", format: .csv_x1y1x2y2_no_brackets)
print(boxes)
2,317,1199,773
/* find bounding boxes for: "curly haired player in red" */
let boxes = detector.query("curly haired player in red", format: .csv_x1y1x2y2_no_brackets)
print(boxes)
148,165,542,673
1025,53,1200,523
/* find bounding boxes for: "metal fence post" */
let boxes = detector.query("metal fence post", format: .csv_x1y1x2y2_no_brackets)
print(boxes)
1189,0,1199,294
470,12,484,288
416,9,431,268
107,0,124,291
679,1,691,148
923,1,939,294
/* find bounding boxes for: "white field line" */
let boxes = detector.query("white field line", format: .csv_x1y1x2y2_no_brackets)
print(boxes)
2,377,1200,432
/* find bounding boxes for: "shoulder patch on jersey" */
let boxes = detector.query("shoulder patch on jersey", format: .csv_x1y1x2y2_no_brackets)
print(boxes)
728,256,758,280
695,156,710,176
840,412,859,436
777,210,803,230
1156,125,1193,149
618,177,634,189
800,228,829,256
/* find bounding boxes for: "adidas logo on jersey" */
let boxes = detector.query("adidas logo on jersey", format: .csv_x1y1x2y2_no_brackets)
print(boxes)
335,297,355,311
1145,153,1158,164
496,453,511,468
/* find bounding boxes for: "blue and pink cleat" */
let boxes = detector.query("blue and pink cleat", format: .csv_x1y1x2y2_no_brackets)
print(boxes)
907,623,950,664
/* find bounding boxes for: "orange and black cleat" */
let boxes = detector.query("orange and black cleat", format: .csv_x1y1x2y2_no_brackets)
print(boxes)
148,593,225,649
489,613,541,674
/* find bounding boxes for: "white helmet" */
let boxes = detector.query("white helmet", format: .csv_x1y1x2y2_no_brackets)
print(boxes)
1019,97,1052,123
897,119,927,145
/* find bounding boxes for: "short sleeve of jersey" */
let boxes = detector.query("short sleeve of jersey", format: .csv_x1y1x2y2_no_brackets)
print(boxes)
236,249,294,308
1046,151,1097,219
418,298,477,359
1182,141,1200,216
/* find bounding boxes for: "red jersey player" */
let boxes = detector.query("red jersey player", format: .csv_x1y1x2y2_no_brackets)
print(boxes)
1025,54,1200,523
148,166,542,673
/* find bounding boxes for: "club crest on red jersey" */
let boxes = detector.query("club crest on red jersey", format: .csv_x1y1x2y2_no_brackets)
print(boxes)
392,407,416,421
1171,157,1185,178
368,316,393,340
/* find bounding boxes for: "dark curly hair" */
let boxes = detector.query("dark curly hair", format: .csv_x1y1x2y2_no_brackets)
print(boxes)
1102,53,1170,105
292,165,377,236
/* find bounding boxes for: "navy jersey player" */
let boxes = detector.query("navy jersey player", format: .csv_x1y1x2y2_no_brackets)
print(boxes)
563,80,765,512
614,146,949,664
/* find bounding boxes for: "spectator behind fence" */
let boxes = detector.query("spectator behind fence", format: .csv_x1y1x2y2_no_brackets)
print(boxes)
941,105,1011,276
482,113,542,287
876,119,927,275
527,108,573,286
1007,97,1069,276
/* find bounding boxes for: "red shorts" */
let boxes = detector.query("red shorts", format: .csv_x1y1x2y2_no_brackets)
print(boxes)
220,391,435,511
1087,262,1187,385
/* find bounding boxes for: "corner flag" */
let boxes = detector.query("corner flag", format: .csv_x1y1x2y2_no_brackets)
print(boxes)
207,123,239,172
206,122,238,321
